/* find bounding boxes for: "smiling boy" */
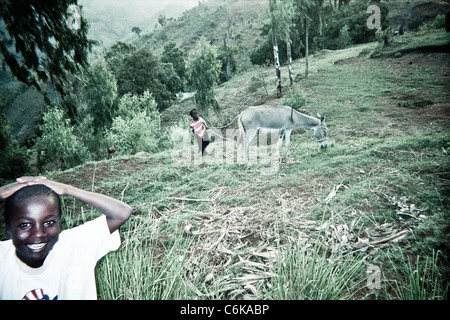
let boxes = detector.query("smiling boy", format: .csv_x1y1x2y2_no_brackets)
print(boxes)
0,176,132,300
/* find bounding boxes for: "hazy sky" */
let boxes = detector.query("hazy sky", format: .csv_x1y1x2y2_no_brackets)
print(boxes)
78,0,200,19
76,0,202,50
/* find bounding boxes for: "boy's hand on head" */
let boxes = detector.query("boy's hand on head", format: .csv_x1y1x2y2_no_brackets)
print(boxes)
0,176,48,200
18,177,68,196
0,182,24,200
16,176,48,184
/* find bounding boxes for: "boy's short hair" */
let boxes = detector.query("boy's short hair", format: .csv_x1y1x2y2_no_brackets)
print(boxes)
189,109,197,117
4,184,62,227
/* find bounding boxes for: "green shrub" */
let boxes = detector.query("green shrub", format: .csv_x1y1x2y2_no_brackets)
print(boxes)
116,90,159,119
419,14,446,31
107,91,164,155
34,107,90,170
281,88,307,110
73,115,108,161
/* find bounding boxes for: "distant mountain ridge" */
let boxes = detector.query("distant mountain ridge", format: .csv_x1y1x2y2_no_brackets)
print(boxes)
132,0,267,55
80,0,200,54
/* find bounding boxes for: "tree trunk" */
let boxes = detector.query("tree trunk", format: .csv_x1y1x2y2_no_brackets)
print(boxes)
223,36,231,81
272,28,282,98
49,72,60,105
269,0,281,98
226,49,231,81
305,18,309,79
224,18,232,81
286,30,293,87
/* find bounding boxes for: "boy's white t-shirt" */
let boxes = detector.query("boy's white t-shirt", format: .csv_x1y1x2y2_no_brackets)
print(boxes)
0,215,121,300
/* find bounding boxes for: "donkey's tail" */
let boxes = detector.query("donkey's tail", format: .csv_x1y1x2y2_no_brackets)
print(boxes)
237,114,247,163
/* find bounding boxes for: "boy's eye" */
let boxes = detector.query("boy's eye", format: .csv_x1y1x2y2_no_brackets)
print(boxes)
44,220,56,227
18,222,31,229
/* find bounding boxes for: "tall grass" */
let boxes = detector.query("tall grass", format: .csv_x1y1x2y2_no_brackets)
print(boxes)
386,250,449,300
263,240,369,300
95,213,208,300
57,193,210,300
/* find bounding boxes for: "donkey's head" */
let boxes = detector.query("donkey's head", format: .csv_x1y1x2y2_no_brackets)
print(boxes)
314,114,328,149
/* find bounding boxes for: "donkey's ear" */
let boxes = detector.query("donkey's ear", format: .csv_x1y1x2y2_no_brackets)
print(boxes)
317,113,325,122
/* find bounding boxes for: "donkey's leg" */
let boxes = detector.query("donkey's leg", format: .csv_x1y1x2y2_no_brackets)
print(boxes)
276,129,285,158
238,131,245,164
285,129,292,157
245,128,258,164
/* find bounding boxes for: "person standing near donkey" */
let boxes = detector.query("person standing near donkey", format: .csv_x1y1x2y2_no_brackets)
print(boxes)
189,109,214,157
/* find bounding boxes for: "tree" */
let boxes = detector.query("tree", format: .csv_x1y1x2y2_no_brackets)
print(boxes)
218,45,237,84
329,0,351,11
0,111,30,181
0,1,96,101
83,60,118,133
132,26,142,37
293,0,324,78
250,37,282,66
250,1,299,69
188,40,221,115
223,18,233,81
104,42,137,76
116,91,160,120
314,0,386,50
266,0,300,93
161,41,187,89
158,14,167,27
265,0,297,93
115,47,183,111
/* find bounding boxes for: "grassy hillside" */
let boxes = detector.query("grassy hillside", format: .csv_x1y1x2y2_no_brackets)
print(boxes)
16,28,447,300
2,0,448,145
133,0,267,55
134,0,450,57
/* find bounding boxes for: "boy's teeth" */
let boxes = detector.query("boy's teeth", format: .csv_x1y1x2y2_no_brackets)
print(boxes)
28,243,46,250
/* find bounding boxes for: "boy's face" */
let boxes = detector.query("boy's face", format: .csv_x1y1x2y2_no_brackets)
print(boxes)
7,195,61,268
191,111,199,120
